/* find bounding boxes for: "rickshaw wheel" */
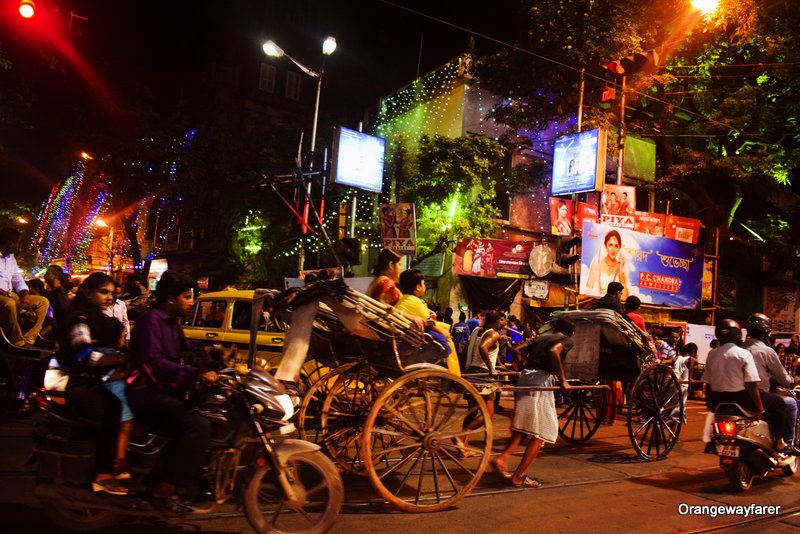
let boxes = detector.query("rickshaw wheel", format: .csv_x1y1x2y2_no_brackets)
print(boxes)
627,364,684,461
557,382,606,442
319,362,387,474
298,362,359,447
362,368,492,512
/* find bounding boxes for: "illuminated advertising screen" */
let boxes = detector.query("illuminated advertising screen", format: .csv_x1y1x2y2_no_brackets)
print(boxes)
330,126,386,193
551,128,607,195
579,221,704,309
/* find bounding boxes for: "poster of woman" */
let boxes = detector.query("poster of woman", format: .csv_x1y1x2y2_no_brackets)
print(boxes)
579,221,704,308
549,197,574,236
379,202,417,254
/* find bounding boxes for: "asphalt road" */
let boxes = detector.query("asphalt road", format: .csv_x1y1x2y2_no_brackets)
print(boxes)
2,397,798,533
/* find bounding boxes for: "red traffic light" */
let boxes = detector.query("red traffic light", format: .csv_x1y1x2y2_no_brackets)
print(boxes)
18,0,35,18
606,61,625,75
600,86,616,102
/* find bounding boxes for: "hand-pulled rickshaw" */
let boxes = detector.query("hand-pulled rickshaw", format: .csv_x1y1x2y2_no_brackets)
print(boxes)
252,280,494,513
247,282,684,512
550,309,685,461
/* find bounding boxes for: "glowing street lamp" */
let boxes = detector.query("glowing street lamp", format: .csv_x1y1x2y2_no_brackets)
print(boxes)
691,0,719,15
95,219,114,271
261,36,336,154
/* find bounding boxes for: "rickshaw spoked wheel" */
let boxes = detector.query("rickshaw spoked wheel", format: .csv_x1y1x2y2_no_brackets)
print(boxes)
362,368,492,512
557,381,607,443
319,362,387,474
627,364,684,461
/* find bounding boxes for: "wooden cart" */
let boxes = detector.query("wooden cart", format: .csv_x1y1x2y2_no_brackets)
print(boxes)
551,309,685,461
264,280,493,513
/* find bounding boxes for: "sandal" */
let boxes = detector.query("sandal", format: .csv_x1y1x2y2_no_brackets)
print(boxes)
510,475,541,488
92,478,129,495
491,459,512,479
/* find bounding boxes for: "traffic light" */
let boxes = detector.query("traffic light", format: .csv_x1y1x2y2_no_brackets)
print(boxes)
18,0,35,18
606,60,625,76
336,237,361,266
619,49,660,76
599,85,616,103
555,236,581,269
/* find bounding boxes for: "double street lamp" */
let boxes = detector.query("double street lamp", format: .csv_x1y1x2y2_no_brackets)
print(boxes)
262,36,336,268
262,36,336,157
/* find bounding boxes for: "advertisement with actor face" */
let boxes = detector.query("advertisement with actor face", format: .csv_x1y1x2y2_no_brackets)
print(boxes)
549,197,575,236
579,222,704,308
453,238,534,279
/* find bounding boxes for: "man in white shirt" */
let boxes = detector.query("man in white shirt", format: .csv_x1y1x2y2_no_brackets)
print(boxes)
703,318,790,452
0,228,48,347
103,283,130,342
744,313,798,454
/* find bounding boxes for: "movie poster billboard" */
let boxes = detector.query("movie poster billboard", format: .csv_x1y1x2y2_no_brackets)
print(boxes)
549,197,575,235
379,202,417,255
453,238,534,279
665,214,702,245
575,201,599,232
600,184,635,228
634,211,665,236
551,128,607,195
579,222,704,308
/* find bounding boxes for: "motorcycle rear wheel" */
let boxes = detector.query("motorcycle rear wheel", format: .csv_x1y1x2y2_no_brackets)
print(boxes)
44,503,120,532
244,450,343,534
723,460,753,491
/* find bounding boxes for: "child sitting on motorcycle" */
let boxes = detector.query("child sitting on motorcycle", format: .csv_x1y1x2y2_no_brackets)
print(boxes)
95,316,134,479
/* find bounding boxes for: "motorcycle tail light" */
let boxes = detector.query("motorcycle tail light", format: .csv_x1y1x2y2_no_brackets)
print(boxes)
716,421,737,436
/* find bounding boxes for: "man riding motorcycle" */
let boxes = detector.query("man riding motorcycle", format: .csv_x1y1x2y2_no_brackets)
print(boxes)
702,318,789,452
743,313,800,455
126,270,220,516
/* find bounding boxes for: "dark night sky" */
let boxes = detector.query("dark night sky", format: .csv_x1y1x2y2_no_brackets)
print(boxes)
0,0,519,206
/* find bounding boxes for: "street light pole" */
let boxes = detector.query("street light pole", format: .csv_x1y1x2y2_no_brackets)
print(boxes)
263,37,336,270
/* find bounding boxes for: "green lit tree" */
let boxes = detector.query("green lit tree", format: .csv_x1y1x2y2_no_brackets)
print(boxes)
387,133,511,261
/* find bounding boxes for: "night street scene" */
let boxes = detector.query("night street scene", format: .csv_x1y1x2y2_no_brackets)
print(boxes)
1,0,799,533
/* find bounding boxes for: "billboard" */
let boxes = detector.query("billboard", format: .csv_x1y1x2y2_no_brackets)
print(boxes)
600,184,636,228
634,211,665,236
576,201,599,232
380,203,417,255
453,238,534,279
330,126,386,193
549,197,575,236
551,128,607,195
579,222,704,309
665,214,702,245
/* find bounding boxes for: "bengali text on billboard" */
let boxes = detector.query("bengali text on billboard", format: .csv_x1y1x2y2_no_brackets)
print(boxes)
579,221,704,308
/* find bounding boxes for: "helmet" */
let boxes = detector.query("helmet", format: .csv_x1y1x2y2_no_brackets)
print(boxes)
745,313,771,337
715,319,742,345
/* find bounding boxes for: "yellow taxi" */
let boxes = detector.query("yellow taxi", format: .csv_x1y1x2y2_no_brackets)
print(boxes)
182,289,287,369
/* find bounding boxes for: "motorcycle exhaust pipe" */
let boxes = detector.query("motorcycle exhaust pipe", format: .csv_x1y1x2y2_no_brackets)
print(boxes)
744,448,777,477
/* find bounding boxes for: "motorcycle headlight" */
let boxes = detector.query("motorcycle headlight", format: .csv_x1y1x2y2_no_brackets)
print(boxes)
276,393,294,421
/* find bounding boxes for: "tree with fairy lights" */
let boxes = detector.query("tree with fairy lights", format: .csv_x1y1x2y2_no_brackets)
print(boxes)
386,133,517,262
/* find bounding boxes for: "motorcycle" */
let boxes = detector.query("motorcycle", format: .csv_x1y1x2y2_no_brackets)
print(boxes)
32,366,343,533
712,386,800,491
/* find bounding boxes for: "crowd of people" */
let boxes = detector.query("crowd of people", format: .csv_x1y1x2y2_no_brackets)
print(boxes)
4,234,799,505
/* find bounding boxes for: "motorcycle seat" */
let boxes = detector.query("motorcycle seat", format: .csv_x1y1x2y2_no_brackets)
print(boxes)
714,402,758,418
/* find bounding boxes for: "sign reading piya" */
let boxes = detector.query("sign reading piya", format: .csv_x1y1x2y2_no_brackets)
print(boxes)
579,221,704,309
379,202,417,255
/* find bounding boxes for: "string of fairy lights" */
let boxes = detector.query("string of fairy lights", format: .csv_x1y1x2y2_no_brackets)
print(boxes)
33,59,569,270
31,133,195,274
